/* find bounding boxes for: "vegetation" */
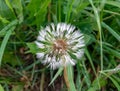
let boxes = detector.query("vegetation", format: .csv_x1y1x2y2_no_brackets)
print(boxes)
0,0,120,91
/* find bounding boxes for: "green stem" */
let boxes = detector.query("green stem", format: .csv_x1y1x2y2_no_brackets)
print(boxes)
64,66,70,90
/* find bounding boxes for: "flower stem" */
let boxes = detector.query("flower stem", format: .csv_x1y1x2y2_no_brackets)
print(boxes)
40,72,45,91
64,66,70,90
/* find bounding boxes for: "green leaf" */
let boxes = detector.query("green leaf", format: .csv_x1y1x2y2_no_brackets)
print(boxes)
106,1,120,8
84,34,95,45
0,15,9,23
5,0,14,13
49,67,63,85
0,0,16,20
0,26,16,66
102,22,120,42
11,0,23,23
85,49,97,76
27,0,51,28
101,72,120,91
103,45,120,59
0,19,18,37
71,0,89,21
89,0,103,71
109,77,120,91
27,43,39,54
64,0,75,22
87,76,107,91
27,42,47,54
0,84,4,91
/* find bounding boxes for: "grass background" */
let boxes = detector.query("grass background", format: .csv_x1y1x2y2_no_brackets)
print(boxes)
0,0,120,91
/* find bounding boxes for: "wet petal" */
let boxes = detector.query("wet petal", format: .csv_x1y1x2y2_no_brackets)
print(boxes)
35,41,44,48
36,53,44,58
64,55,75,65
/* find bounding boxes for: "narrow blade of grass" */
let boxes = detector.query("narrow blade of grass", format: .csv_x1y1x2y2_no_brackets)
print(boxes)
110,77,120,91
106,1,120,8
88,0,103,72
49,67,63,85
85,48,100,88
101,72,120,91
0,26,16,66
11,0,23,23
82,59,91,87
58,0,61,22
5,0,14,12
0,20,18,36
103,45,120,59
102,22,120,42
65,0,74,22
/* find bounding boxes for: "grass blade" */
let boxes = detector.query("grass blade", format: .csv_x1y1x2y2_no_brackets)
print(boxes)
0,20,18,36
88,0,103,72
65,0,74,22
49,67,63,85
106,1,120,8
5,0,14,12
102,22,120,42
103,45,120,59
0,26,16,65
101,72,120,91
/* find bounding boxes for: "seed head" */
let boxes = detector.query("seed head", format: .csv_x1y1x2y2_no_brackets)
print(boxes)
35,23,85,69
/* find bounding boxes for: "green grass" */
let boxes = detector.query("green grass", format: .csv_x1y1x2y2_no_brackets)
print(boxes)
0,0,120,91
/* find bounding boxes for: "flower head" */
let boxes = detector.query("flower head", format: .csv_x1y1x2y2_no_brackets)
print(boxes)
35,23,85,69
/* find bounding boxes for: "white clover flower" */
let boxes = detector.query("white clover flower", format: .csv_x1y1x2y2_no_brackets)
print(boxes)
35,23,85,69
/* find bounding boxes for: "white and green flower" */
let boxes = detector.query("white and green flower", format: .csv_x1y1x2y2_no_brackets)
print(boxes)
35,23,85,69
